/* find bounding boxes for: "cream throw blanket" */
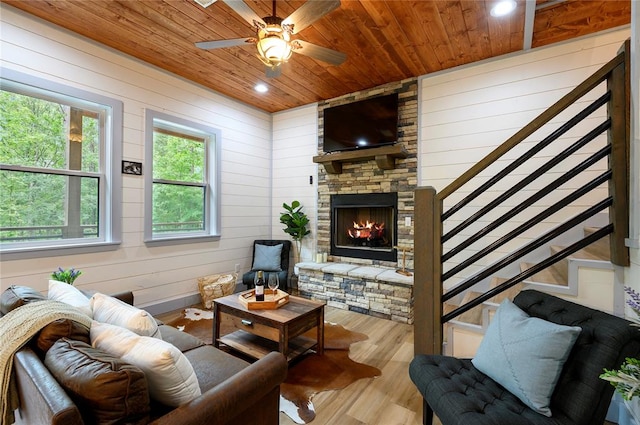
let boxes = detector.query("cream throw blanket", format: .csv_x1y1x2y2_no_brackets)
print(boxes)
0,300,92,425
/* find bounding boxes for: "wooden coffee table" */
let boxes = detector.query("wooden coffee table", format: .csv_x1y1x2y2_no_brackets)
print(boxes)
213,291,325,362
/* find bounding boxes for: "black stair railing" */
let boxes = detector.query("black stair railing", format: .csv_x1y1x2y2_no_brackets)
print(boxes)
414,40,630,356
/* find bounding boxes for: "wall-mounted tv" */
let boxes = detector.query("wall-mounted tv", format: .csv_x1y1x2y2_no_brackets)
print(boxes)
322,93,398,153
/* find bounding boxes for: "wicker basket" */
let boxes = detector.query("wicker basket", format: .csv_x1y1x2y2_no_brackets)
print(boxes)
197,273,238,309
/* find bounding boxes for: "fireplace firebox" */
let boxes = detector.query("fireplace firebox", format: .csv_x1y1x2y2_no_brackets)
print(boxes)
330,193,397,261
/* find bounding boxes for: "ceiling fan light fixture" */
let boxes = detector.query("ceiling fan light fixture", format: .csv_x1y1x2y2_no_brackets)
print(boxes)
256,24,293,67
490,0,517,17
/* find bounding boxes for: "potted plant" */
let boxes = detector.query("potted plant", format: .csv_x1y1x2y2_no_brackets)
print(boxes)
601,286,640,422
280,200,310,265
51,267,82,285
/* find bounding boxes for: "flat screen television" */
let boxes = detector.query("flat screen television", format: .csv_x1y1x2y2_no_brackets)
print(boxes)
322,93,398,153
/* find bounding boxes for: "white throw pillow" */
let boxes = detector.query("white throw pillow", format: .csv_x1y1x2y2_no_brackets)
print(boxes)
48,279,93,317
90,321,201,407
91,293,161,338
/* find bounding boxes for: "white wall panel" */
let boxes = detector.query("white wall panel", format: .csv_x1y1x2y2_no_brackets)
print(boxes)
420,30,628,187
0,7,272,309
271,104,319,263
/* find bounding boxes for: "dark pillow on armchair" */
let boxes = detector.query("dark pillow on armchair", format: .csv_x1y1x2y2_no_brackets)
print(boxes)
45,338,150,425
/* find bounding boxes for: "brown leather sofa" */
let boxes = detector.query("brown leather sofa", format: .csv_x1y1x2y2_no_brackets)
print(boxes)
2,285,288,425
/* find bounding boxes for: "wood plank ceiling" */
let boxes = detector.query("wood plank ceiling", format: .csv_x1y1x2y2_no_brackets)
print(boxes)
3,0,630,113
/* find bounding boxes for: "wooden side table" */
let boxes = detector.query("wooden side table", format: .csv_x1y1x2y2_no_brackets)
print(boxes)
213,291,325,362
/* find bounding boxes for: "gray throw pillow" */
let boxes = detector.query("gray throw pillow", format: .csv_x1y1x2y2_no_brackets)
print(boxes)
471,298,581,417
252,244,283,271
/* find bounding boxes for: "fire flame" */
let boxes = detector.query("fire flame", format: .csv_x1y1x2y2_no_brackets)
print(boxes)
348,220,385,240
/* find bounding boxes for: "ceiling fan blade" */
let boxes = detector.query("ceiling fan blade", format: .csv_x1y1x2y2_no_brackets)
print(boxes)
221,0,266,28
283,0,340,34
195,37,255,50
292,40,346,65
265,65,281,78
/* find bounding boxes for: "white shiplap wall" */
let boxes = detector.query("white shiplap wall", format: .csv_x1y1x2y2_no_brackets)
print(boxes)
419,28,630,190
0,6,273,311
271,104,319,263
418,28,631,287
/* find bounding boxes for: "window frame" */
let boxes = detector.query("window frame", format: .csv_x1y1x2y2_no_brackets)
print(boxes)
144,109,221,245
0,69,122,259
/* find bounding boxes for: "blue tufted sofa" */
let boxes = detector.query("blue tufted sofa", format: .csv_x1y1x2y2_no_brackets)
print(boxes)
409,289,640,425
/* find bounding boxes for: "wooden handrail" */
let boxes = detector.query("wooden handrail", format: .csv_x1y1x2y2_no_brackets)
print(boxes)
438,52,624,201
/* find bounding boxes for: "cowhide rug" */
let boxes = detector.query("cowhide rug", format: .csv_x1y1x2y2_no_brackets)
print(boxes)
167,307,214,344
166,307,381,423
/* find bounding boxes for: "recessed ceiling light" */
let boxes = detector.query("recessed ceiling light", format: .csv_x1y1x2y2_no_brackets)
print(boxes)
255,83,268,93
194,0,217,8
490,0,517,17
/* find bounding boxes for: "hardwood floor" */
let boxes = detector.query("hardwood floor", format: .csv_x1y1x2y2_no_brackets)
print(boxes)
157,303,424,425
278,307,423,425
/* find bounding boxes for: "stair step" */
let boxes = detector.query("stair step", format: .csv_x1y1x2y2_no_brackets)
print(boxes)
551,244,608,262
522,238,611,287
456,291,484,325
521,262,568,286
488,277,524,304
443,302,457,316
582,227,611,260
444,291,484,326
548,245,568,285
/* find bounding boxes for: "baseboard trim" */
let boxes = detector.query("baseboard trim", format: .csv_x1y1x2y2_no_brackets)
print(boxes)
142,283,245,316
143,293,202,317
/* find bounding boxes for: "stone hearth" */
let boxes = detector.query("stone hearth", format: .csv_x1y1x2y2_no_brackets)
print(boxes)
297,262,413,324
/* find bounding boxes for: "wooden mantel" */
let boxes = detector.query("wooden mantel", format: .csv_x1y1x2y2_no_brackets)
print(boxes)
313,144,409,174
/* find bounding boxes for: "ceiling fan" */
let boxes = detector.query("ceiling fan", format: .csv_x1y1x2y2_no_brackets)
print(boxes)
195,0,347,78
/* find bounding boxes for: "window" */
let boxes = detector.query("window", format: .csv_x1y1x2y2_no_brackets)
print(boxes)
144,110,220,243
0,70,122,256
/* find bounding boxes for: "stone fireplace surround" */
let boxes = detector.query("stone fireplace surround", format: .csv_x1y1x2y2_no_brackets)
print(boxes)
297,78,418,324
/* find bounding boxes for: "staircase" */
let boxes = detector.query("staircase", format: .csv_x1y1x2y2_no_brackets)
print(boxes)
443,225,619,357
413,39,631,357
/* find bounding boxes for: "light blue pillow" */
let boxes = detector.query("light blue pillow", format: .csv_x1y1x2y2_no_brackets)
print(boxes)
252,244,283,272
471,298,581,417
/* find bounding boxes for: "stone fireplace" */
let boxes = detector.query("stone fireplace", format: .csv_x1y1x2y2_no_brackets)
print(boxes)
316,78,418,268
295,78,418,324
331,192,398,262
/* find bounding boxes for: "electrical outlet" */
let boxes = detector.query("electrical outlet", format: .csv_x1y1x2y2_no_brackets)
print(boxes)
234,264,240,273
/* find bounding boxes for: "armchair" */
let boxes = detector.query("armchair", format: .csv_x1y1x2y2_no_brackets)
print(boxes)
409,290,640,425
242,240,291,291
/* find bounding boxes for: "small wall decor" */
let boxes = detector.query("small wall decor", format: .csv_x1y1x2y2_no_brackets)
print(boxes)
122,160,142,175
